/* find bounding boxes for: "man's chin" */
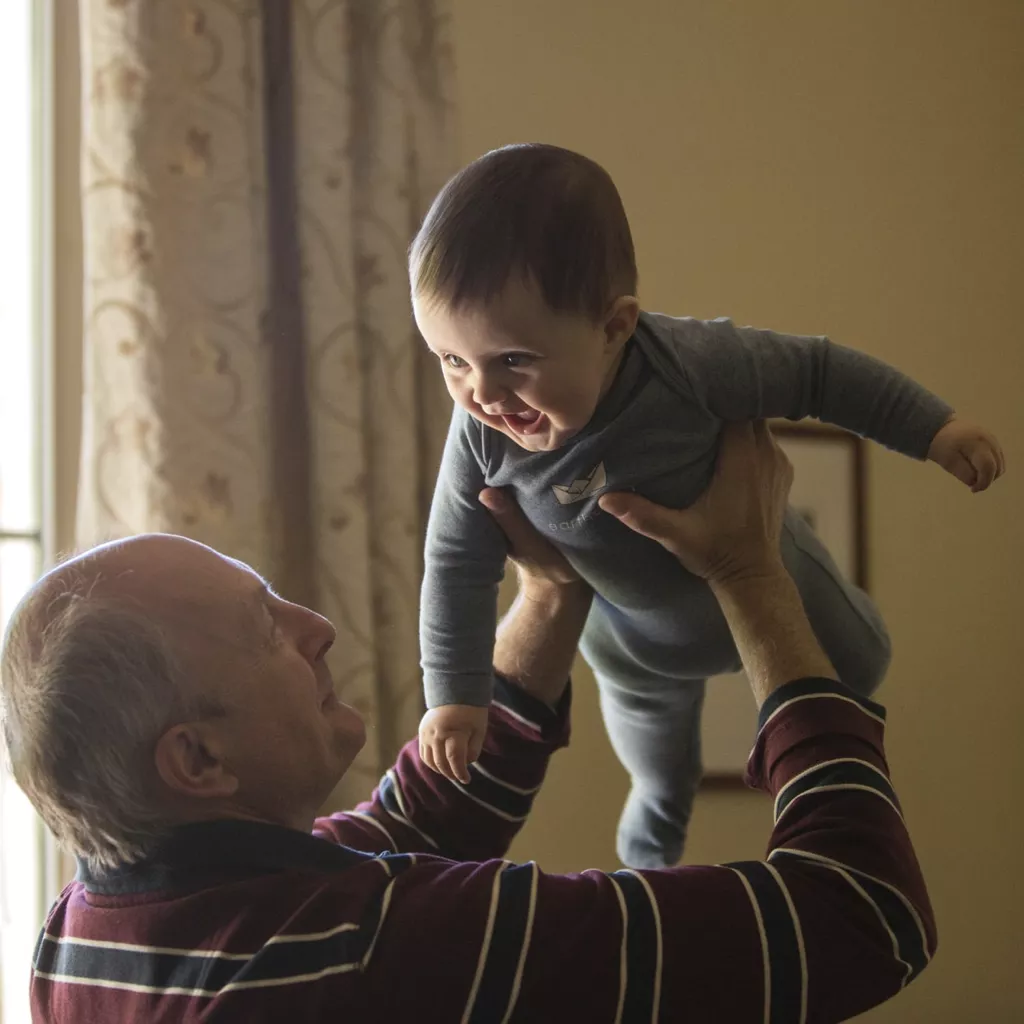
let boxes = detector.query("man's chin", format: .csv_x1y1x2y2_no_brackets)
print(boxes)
337,701,366,738
325,701,366,765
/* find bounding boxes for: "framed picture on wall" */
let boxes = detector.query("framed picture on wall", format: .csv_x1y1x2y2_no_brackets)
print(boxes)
700,421,867,784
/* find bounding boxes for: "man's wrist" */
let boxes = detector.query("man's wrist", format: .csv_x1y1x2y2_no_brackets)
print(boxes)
710,560,838,707
515,573,591,609
706,556,789,597
493,578,592,709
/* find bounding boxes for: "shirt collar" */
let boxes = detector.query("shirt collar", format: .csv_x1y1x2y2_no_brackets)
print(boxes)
77,818,373,895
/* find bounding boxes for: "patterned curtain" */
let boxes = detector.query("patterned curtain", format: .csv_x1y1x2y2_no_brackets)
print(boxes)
76,0,455,806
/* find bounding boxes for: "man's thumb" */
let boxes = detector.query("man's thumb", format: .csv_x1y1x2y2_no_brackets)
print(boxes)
598,492,677,545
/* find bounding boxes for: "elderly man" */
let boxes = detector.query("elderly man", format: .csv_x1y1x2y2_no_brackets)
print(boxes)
1,423,934,1023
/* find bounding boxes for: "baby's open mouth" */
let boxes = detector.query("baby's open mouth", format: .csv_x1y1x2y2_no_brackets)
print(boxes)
502,409,546,435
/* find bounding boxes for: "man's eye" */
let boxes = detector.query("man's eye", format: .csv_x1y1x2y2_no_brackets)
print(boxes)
443,354,467,369
502,353,532,368
266,614,282,646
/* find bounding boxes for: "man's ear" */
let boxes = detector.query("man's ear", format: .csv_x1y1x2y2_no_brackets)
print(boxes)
154,721,239,801
603,295,640,351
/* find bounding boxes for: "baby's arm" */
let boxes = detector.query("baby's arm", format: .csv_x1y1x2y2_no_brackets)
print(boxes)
419,408,509,783
671,317,1005,489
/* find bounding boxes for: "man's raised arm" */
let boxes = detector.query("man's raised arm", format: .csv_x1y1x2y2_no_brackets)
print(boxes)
355,423,936,1023
315,488,592,861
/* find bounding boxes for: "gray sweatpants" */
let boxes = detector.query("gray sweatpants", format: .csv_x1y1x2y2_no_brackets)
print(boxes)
578,514,891,869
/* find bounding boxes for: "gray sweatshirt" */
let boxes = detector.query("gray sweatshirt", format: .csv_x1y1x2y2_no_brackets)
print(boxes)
420,312,953,707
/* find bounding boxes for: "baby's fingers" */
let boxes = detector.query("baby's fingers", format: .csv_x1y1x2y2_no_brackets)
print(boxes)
949,452,978,489
445,736,472,785
467,731,485,767
993,439,1007,479
428,737,459,785
420,739,440,776
970,447,999,492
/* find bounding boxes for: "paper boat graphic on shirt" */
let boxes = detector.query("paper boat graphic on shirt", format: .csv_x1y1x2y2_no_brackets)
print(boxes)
552,462,607,505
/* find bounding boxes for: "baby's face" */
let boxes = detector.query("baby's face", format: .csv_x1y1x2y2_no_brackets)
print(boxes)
415,278,636,452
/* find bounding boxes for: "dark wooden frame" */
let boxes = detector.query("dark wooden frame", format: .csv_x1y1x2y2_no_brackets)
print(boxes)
770,420,868,590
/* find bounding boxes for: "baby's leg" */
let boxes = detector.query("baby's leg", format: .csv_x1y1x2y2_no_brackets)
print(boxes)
582,601,708,868
594,669,706,869
782,517,892,698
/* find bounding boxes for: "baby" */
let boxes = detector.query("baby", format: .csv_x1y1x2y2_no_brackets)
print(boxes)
411,143,1005,868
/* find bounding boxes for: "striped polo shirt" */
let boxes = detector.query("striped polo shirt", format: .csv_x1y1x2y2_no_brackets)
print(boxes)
31,675,936,1022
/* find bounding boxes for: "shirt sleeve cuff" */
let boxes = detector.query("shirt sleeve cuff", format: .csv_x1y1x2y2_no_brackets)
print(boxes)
756,676,886,732
491,672,572,744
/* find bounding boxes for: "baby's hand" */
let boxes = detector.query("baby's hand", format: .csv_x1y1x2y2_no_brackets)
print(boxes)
418,704,489,784
928,418,1006,493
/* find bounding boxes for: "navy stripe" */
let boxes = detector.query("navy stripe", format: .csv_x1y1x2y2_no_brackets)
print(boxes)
468,863,534,1024
462,766,534,819
757,677,885,731
377,853,416,878
378,774,409,824
852,874,928,981
776,761,900,822
36,934,258,993
32,927,47,968
612,870,657,1024
728,861,802,1024
35,928,362,994
34,864,413,995
376,776,437,845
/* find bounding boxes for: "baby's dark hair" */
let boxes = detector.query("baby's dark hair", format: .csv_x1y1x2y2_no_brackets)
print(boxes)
410,143,637,322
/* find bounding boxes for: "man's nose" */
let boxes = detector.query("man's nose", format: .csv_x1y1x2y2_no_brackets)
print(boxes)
290,602,337,662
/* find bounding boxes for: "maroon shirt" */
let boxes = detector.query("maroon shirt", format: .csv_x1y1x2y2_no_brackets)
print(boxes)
31,675,935,1023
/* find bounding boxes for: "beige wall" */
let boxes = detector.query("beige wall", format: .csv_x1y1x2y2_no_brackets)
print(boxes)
449,1,1023,1020
52,1,1022,1018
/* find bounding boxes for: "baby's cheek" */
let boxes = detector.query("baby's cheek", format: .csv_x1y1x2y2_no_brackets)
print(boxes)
539,376,582,414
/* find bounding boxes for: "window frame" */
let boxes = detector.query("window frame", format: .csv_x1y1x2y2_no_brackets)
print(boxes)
0,1,64,1020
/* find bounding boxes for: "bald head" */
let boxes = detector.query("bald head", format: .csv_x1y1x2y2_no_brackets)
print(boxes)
0,535,261,871
1,533,359,873
17,534,259,648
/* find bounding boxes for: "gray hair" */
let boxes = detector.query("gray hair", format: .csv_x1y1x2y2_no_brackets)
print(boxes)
0,576,218,873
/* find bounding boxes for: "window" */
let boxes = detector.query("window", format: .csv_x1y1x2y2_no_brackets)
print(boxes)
0,2,58,1021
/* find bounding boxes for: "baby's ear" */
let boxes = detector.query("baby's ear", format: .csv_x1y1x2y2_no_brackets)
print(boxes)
604,295,640,348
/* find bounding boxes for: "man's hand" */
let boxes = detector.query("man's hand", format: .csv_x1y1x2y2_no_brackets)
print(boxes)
928,417,1006,493
598,421,793,586
479,488,586,592
604,421,835,704
419,704,489,785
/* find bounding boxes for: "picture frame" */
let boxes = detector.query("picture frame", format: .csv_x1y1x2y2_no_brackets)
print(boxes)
700,421,867,784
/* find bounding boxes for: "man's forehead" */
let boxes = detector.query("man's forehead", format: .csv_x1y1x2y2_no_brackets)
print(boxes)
160,549,266,609
225,554,263,581
129,547,270,650
78,537,262,613
224,558,275,606
10,536,271,670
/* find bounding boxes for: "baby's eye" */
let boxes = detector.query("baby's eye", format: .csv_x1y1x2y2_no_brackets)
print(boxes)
443,353,468,369
502,353,533,368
